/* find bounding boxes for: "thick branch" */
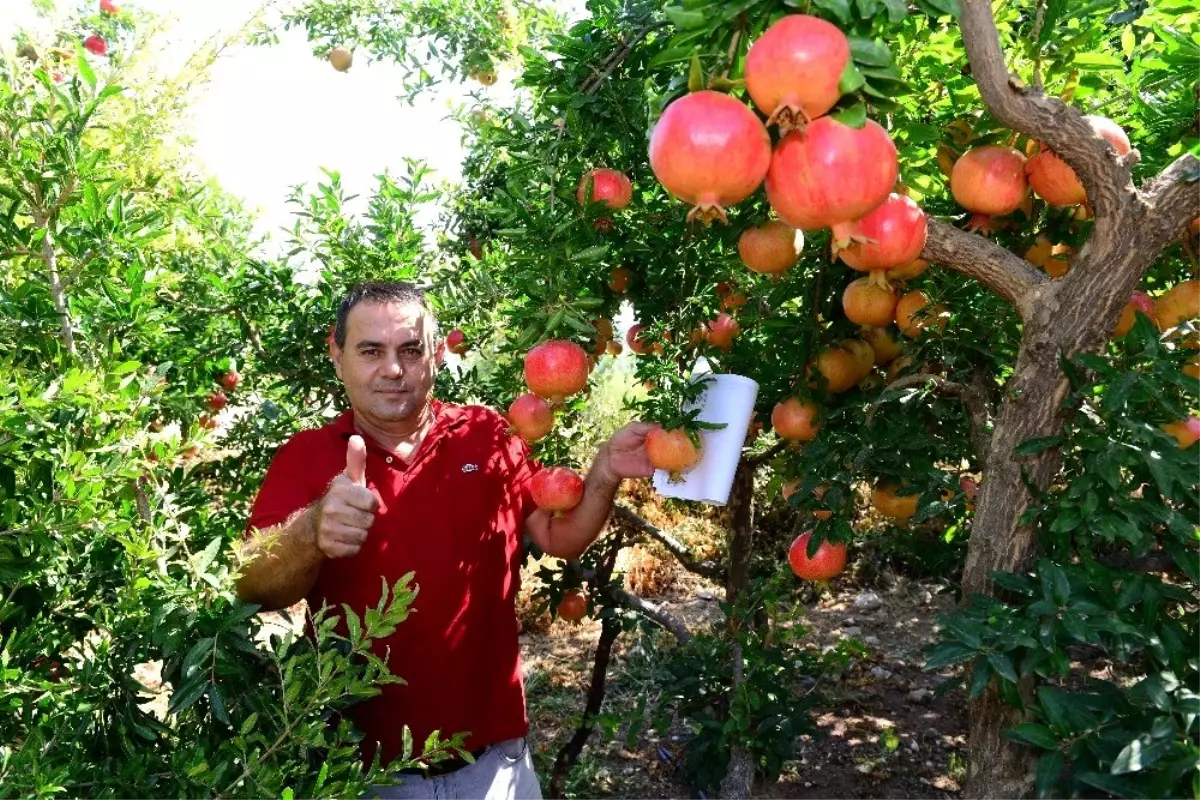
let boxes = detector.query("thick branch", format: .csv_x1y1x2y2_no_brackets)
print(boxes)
1138,154,1200,252
923,218,1047,317
613,503,725,582
958,0,1134,226
610,587,693,643
870,373,994,463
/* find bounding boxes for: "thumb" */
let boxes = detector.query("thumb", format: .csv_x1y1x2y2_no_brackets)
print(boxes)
345,435,367,486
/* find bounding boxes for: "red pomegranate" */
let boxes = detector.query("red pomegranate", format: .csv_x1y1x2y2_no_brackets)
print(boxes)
99,0,119,13
446,328,468,356
626,324,662,356
507,393,555,442
745,15,850,134
950,145,1028,226
842,276,898,327
206,392,227,412
738,220,800,275
1161,417,1200,449
531,466,585,514
577,168,633,210
862,326,902,365
706,313,740,352
649,90,772,224
557,588,588,622
220,370,240,391
837,193,928,271
1025,116,1131,208
592,318,614,353
83,35,108,56
1112,291,1158,339
524,340,589,403
646,427,703,480
772,398,821,442
765,117,898,246
788,531,847,581
608,267,633,293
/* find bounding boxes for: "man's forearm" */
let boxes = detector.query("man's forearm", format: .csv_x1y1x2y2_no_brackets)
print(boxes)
539,446,623,560
236,504,325,611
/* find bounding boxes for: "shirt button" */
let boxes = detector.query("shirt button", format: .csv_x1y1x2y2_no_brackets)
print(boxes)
386,456,393,464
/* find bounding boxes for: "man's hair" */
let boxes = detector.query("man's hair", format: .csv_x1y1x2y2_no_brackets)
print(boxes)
334,280,439,349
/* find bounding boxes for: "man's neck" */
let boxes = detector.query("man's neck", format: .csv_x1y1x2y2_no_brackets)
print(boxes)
352,402,438,456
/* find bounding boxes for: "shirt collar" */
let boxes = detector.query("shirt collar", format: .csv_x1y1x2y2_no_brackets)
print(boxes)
332,400,469,446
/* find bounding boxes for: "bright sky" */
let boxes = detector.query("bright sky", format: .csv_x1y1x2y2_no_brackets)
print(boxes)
0,0,530,244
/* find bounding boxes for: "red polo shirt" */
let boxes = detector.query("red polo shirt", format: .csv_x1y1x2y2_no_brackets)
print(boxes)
247,401,538,765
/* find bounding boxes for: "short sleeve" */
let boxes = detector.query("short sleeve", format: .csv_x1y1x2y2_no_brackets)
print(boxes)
247,435,328,535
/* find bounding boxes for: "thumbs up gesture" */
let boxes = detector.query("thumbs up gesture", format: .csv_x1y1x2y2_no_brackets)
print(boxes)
314,435,380,559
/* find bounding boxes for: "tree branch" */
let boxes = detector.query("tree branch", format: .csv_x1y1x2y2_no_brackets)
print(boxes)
609,587,693,643
923,218,1048,317
613,503,725,582
958,0,1134,226
869,373,994,463
1137,154,1200,252
745,439,789,468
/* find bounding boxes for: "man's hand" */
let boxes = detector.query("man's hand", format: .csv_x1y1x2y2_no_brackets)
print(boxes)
597,421,657,483
314,435,379,559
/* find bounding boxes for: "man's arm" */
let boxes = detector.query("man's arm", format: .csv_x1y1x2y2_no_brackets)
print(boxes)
526,422,655,560
236,505,324,611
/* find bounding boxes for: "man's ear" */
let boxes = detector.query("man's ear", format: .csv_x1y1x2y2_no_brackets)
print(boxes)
434,338,447,366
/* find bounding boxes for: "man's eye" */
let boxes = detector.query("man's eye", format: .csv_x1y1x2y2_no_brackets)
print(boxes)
362,349,381,358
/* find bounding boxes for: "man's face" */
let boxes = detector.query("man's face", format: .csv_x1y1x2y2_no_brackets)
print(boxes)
332,301,445,426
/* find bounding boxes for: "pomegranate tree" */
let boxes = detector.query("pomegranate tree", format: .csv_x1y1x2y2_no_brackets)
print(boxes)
524,340,589,403
765,117,898,246
507,393,555,442
744,14,850,134
788,531,847,581
646,427,703,481
531,466,585,514
837,193,928,271
738,220,800,276
649,90,772,223
577,168,633,210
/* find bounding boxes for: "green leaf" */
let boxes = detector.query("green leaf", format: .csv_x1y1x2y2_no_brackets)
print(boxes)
1035,750,1064,797
75,45,97,90
986,650,1019,684
209,684,230,726
688,53,705,92
855,0,879,18
1076,771,1145,797
664,6,709,30
880,0,907,22
968,657,993,699
831,101,867,128
837,61,865,95
1014,436,1062,456
167,675,211,716
811,0,852,24
1112,734,1173,775
848,37,891,67
1005,722,1059,750
924,642,979,670
571,245,609,262
1038,0,1069,45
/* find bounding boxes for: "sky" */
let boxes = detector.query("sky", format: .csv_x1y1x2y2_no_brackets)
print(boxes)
0,0,524,244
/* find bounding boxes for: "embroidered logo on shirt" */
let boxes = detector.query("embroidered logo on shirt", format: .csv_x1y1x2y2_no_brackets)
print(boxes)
461,463,479,473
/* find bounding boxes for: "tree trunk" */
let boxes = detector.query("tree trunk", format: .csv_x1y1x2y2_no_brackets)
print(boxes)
39,220,76,357
720,460,756,799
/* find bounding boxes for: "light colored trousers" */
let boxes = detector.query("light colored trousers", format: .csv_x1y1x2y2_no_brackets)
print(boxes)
373,738,543,800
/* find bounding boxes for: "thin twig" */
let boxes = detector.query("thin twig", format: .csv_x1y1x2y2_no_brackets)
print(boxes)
610,586,693,643
746,439,789,469
613,503,725,582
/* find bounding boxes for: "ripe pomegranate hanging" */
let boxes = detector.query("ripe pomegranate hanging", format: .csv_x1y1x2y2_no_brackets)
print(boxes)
83,35,108,56
839,338,876,383
1155,279,1199,330
445,329,468,356
717,282,748,311
577,168,633,210
809,345,860,393
873,482,918,521
99,0,119,13
508,394,555,442
626,325,663,356
329,47,353,72
765,117,898,246
1025,116,1131,207
772,398,821,442
887,258,929,282
646,427,703,481
524,340,589,403
557,588,588,621
1112,291,1158,339
895,290,949,338
531,466,585,514
591,318,614,355
837,193,928,271
649,90,772,224
608,267,633,293
207,392,228,411
1161,417,1200,449
861,326,903,365
706,313,741,352
788,531,847,580
950,145,1029,231
738,220,800,276
744,14,850,134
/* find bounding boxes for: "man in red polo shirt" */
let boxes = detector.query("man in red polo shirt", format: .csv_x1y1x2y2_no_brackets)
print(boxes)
236,280,653,799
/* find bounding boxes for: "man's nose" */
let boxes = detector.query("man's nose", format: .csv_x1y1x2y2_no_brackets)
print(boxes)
381,356,403,378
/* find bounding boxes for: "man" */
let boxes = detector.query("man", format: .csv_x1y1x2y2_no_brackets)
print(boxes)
237,280,654,800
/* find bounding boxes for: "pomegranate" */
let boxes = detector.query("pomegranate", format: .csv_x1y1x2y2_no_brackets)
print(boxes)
577,168,633,210
507,394,555,442
1113,291,1158,338
688,324,709,349
557,588,588,622
446,328,469,356
839,338,876,382
531,466,585,514
329,47,353,72
950,145,1029,229
812,483,833,520
738,220,800,276
592,318,614,354
837,193,928,271
1025,116,1131,207
1024,235,1072,279
649,90,772,224
99,0,119,13
608,267,633,294
718,282,748,311
1155,280,1199,330
960,476,979,510
626,325,663,356
220,370,240,391
887,258,929,282
470,70,498,86
468,237,484,260
524,340,589,403
872,482,918,521
765,117,898,245
207,392,227,412
788,531,847,581
862,326,902,365
198,414,217,430
843,275,899,327
83,35,108,56
886,353,916,382
772,398,821,442
646,427,703,481
744,15,850,134
1161,417,1200,449
607,340,623,357
809,345,860,393
706,313,740,352
895,290,948,339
